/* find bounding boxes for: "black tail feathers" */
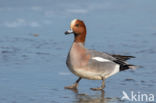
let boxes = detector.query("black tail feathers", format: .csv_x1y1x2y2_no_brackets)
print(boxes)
120,64,139,71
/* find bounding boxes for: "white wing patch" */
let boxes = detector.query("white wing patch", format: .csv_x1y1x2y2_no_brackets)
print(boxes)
92,57,111,62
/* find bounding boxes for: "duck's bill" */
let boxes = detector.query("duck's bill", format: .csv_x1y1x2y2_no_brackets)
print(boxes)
65,29,73,35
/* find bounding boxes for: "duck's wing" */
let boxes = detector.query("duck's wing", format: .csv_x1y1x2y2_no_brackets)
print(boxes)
87,50,137,71
88,50,135,61
88,50,117,61
84,50,119,78
86,58,120,78
111,54,135,61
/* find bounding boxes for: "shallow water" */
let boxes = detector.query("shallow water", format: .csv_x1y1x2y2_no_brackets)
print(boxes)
0,0,156,103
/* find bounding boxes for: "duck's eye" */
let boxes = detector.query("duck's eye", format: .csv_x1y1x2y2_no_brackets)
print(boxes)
75,24,79,27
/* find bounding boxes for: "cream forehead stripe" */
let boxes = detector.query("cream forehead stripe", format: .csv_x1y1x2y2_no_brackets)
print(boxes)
92,57,111,62
70,19,78,29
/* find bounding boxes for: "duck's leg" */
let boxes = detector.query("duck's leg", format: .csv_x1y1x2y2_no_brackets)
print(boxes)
64,77,81,90
90,77,105,91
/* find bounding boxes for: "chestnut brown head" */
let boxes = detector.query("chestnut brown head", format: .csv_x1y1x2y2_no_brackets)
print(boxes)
65,19,87,43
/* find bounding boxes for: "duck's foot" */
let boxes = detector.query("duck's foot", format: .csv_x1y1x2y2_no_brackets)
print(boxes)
64,83,78,90
91,77,105,91
64,77,81,90
90,87,104,91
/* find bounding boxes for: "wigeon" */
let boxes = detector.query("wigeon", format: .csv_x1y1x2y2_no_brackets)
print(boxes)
64,19,137,90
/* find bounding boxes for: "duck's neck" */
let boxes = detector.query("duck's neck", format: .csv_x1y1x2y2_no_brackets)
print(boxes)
72,42,85,48
74,32,86,44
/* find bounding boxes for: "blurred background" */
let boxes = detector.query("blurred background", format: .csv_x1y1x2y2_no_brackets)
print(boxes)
0,0,156,103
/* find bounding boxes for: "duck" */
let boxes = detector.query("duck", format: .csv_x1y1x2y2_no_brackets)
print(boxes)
64,19,137,90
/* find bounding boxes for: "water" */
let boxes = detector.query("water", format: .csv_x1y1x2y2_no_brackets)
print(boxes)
0,0,156,103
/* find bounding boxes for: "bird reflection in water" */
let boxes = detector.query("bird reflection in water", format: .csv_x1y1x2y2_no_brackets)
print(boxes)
68,89,120,103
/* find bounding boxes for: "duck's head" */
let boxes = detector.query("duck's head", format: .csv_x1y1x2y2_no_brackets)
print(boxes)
65,19,87,43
